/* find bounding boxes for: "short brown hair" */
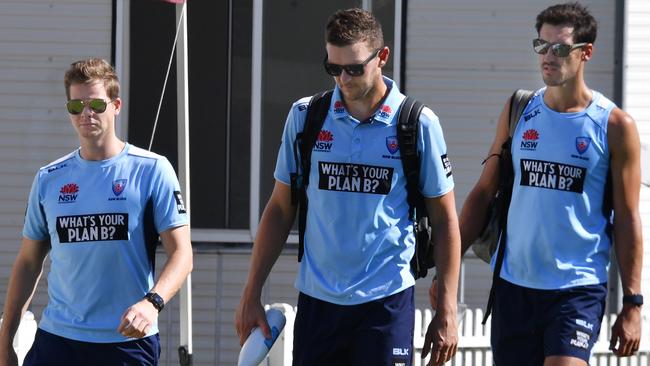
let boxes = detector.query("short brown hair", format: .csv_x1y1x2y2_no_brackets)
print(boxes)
535,2,597,44
325,8,383,49
64,58,120,100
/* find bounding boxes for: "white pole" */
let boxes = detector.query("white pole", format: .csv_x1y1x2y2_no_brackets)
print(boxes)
250,0,263,239
175,3,193,365
393,0,402,89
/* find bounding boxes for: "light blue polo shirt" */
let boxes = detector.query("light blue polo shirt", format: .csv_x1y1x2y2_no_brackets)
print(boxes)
23,143,189,342
499,88,615,289
275,77,454,305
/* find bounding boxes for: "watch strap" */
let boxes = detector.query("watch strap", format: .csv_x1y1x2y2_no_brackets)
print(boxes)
622,294,643,307
144,292,165,312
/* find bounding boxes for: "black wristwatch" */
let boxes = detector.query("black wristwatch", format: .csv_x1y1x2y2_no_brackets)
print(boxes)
144,292,165,312
622,294,644,307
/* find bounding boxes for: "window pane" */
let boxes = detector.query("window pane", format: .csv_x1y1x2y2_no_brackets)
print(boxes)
129,1,253,230
259,0,365,209
372,0,395,79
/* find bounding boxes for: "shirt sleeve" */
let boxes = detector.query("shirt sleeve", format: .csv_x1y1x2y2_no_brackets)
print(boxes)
274,97,311,186
151,158,190,233
22,172,49,240
417,107,455,198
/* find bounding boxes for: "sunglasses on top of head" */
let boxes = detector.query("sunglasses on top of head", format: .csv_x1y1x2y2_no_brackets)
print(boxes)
532,38,587,57
323,48,382,77
66,98,113,115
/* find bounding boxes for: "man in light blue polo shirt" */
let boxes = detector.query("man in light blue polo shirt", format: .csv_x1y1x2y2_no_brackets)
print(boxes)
236,8,461,366
0,58,193,366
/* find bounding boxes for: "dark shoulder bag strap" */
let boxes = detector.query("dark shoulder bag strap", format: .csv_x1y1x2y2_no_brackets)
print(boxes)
397,96,428,278
482,89,534,324
295,90,332,262
397,96,425,220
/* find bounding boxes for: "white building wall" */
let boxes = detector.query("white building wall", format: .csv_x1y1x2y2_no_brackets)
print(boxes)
625,0,650,308
0,0,112,319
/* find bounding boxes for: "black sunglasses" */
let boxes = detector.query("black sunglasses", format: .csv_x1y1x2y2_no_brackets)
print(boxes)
533,38,587,57
66,98,113,115
323,48,381,77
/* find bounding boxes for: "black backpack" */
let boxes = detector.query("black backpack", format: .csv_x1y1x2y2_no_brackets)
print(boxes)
290,90,435,279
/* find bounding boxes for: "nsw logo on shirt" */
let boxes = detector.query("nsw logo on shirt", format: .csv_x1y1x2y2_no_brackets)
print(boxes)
314,130,334,152
520,129,540,151
58,183,79,204
378,105,392,119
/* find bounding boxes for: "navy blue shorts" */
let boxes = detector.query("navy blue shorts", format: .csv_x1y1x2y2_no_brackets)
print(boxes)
491,279,607,365
293,287,414,366
23,329,160,366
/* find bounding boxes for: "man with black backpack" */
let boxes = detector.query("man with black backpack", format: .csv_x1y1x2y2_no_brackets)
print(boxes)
235,8,461,366
451,3,643,365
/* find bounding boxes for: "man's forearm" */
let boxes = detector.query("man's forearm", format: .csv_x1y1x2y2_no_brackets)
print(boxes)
613,216,643,296
0,260,44,346
458,188,495,256
434,227,461,312
242,203,294,299
150,244,193,303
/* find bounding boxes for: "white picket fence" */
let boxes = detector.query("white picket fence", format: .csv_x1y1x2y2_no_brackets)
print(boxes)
265,303,650,366
8,305,650,366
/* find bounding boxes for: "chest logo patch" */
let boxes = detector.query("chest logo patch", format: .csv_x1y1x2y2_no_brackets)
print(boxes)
520,129,540,151
386,136,399,154
318,161,393,194
314,130,334,152
575,137,591,155
58,183,79,204
112,179,127,196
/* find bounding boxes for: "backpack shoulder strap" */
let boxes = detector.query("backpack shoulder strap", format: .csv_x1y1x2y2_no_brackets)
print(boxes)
295,89,332,262
300,90,333,185
397,96,425,219
508,89,535,137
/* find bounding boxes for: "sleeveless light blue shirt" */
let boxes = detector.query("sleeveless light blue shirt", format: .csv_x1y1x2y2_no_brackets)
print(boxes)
23,144,189,342
499,88,615,289
275,77,454,305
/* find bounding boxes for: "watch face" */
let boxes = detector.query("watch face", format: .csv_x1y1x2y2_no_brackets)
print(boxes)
146,292,164,311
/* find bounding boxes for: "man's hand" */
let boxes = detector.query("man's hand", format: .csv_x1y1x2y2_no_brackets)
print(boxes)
117,299,159,338
235,297,270,346
0,343,19,366
421,308,458,366
609,305,642,357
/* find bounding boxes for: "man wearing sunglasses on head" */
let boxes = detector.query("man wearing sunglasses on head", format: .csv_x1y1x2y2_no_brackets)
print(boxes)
235,8,461,366
453,3,643,365
0,58,193,366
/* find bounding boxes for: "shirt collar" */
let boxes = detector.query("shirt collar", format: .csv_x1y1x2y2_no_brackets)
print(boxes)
329,76,405,125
